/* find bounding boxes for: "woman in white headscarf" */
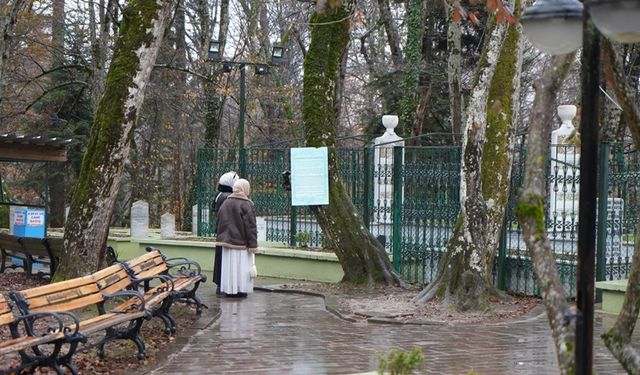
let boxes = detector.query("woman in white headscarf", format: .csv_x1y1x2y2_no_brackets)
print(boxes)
215,179,257,297
212,171,239,295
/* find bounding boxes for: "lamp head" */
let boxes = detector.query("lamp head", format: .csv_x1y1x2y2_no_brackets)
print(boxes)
208,40,221,61
522,0,584,55
587,0,640,43
271,45,284,65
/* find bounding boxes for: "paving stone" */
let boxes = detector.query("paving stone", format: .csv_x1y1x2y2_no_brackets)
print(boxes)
144,284,631,375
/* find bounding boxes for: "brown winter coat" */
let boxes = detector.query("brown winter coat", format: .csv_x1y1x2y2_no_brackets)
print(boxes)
215,193,258,252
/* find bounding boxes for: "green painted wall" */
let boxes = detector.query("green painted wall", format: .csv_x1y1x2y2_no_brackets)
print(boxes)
596,279,628,315
107,237,344,283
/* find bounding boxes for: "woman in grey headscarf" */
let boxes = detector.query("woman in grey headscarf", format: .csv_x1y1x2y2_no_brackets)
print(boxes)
215,179,257,297
212,171,239,295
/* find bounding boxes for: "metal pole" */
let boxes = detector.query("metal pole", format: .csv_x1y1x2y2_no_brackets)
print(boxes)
239,64,246,150
575,15,600,375
392,146,403,271
362,147,372,230
596,141,610,303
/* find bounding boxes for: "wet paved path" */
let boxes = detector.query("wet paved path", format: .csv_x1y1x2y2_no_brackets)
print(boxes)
147,285,629,375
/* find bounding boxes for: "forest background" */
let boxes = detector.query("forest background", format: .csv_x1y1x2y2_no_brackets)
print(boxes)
0,0,590,231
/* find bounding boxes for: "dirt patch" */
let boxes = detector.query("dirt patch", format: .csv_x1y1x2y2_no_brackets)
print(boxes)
0,272,200,374
278,282,542,324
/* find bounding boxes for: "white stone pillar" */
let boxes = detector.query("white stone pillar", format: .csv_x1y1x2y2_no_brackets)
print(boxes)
549,105,579,234
373,115,404,224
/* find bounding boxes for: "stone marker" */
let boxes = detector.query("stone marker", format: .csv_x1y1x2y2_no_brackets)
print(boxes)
257,217,266,242
131,200,149,238
192,205,198,235
161,213,176,239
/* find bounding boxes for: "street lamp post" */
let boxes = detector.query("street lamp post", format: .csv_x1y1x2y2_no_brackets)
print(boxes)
522,0,640,373
208,40,284,149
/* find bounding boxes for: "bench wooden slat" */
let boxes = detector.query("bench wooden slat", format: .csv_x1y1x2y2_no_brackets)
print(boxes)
126,251,161,266
79,310,146,334
0,295,14,326
28,293,104,314
0,332,65,356
19,276,94,299
135,265,169,280
93,265,133,295
92,264,127,280
26,284,100,309
127,258,167,274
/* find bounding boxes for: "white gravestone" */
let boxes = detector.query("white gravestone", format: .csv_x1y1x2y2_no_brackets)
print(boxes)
549,105,579,234
161,213,176,239
256,217,266,242
130,200,149,238
192,205,198,236
373,115,405,223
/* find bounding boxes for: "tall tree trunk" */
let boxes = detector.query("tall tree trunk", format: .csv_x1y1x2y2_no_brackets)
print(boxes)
0,0,29,104
90,0,117,110
57,0,177,280
447,1,462,136
516,53,576,375
398,0,424,136
203,0,229,147
601,38,640,374
47,0,67,227
303,0,403,286
376,0,402,68
414,4,524,310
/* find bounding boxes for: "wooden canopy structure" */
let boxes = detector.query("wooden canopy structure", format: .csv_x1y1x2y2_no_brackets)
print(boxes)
0,133,72,162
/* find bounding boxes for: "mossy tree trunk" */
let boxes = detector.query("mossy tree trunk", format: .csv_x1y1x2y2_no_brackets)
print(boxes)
446,1,462,136
57,0,177,280
600,38,640,374
397,0,424,137
303,0,403,286
0,0,28,105
516,53,576,374
414,4,524,310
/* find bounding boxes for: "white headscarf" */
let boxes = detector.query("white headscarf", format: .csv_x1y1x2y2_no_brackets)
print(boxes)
233,179,251,197
219,171,239,188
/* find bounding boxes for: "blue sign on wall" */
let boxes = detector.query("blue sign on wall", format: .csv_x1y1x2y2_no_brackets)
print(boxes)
12,207,26,237
25,209,46,238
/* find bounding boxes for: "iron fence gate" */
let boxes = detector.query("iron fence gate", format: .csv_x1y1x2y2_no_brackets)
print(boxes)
197,142,639,297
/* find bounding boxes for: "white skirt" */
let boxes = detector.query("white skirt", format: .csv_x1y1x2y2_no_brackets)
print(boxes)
220,246,254,294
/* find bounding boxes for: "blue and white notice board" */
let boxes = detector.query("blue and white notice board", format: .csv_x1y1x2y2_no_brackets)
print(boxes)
12,207,45,238
290,147,329,206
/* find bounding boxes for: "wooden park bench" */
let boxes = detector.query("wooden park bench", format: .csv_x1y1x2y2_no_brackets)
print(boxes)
93,262,176,336
109,247,207,334
9,273,151,367
0,293,83,374
0,233,62,276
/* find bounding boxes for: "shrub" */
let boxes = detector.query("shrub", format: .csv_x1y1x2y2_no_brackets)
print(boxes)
376,347,424,375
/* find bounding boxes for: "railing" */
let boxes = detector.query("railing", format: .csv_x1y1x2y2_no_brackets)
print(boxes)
197,141,639,297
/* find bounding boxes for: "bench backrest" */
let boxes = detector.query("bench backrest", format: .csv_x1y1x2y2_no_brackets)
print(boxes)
92,264,133,294
19,237,50,258
10,276,104,314
125,251,168,279
0,294,15,326
0,233,23,253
